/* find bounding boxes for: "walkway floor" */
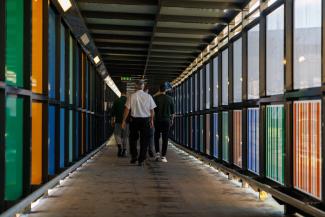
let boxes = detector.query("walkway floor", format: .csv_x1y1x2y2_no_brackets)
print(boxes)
28,139,284,217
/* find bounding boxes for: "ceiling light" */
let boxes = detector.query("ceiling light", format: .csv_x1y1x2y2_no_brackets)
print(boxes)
80,33,90,46
93,56,100,64
58,0,72,12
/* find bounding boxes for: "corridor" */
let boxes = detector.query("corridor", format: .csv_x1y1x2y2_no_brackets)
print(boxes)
27,138,283,217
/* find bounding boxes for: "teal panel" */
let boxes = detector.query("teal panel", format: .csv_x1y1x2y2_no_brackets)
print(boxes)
5,96,23,200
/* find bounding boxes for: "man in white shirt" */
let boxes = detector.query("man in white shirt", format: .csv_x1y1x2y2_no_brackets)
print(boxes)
122,80,156,166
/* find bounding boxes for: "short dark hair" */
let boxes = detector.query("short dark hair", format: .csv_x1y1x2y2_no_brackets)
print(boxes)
120,86,127,94
160,83,167,92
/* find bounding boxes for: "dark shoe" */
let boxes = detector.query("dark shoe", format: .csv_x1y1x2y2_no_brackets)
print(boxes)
138,162,144,167
121,149,127,157
130,159,137,164
117,144,122,157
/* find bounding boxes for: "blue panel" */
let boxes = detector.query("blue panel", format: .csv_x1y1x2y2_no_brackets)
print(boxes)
193,116,197,150
75,48,80,106
48,106,55,175
248,108,260,174
48,8,56,99
60,23,65,102
60,108,65,168
212,113,219,158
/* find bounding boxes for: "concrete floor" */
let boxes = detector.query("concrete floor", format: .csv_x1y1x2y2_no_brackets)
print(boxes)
27,139,284,217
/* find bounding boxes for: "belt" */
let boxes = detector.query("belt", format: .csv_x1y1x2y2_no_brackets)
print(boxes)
131,117,150,120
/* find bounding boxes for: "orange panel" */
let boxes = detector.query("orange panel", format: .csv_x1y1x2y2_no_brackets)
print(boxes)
31,0,43,93
31,102,43,185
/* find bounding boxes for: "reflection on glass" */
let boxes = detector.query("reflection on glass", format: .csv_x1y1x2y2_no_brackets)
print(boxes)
213,57,218,107
248,108,259,174
233,38,242,102
248,25,260,99
31,102,42,185
222,49,228,105
205,64,210,109
294,0,321,89
267,6,284,95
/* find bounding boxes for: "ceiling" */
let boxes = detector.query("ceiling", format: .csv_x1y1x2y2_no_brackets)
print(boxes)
77,0,249,92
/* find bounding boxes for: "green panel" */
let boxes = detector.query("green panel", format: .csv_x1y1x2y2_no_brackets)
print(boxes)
69,36,74,104
222,112,229,162
5,0,24,87
266,105,285,184
5,96,23,200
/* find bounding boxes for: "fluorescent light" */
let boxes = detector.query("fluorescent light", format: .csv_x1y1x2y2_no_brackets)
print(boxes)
58,0,72,12
80,33,90,46
93,56,100,64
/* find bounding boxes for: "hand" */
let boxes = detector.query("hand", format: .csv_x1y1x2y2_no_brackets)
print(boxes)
150,120,154,128
121,121,126,129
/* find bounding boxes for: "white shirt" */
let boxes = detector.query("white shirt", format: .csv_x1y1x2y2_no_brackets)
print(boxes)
125,90,157,118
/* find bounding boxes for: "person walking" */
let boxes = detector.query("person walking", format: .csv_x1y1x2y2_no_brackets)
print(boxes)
122,80,156,166
154,83,175,163
111,87,129,157
144,86,156,160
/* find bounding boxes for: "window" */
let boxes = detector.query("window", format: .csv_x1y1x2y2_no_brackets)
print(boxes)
60,108,65,168
60,23,66,101
248,108,259,174
200,69,204,110
294,0,321,89
205,114,210,155
233,38,242,102
266,6,284,95
213,57,218,107
212,113,219,158
69,35,74,104
48,105,56,175
222,112,229,162
247,25,260,99
205,64,210,109
195,72,198,111
48,7,56,99
233,110,242,167
222,49,228,105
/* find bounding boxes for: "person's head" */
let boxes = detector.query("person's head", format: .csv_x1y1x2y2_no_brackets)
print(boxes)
120,86,127,96
159,82,167,93
136,79,145,90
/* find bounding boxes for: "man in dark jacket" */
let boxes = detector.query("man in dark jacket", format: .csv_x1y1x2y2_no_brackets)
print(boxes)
111,87,129,157
154,83,175,162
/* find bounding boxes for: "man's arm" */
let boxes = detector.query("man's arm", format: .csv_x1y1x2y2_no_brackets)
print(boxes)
121,106,130,129
150,109,155,128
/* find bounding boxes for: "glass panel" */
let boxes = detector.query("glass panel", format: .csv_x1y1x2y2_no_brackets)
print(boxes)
82,113,85,155
222,49,228,105
212,113,219,158
200,115,204,153
195,73,198,111
213,57,218,107
233,110,242,168
222,112,229,162
85,60,89,110
48,105,55,175
69,110,73,162
194,116,198,151
82,53,85,108
60,23,66,102
75,47,80,106
293,0,321,89
248,108,259,174
233,38,242,102
205,64,210,109
247,25,260,100
190,77,193,112
5,96,23,200
293,100,321,199
5,0,24,87
205,114,210,155
75,112,79,159
200,69,204,110
69,36,74,104
86,113,89,152
60,108,65,168
31,102,42,185
266,105,285,184
31,0,43,93
48,7,56,99
266,6,284,95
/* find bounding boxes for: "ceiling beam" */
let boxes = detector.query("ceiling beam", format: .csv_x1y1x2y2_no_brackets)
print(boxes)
161,0,242,10
88,24,153,32
103,56,146,61
93,34,151,42
82,11,155,21
158,14,228,24
100,50,148,55
156,27,216,35
78,0,158,5
95,42,149,49
153,36,207,44
151,44,202,52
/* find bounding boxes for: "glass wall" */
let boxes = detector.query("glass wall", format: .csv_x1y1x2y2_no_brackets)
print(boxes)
205,64,210,109
212,57,218,107
205,114,210,155
222,112,229,162
247,25,259,100
48,7,56,99
248,108,259,174
212,113,218,158
293,0,321,89
233,110,242,168
233,38,242,102
222,49,228,105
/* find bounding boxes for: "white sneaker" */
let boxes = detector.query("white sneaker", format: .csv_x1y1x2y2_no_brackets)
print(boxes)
161,157,168,163
155,152,161,161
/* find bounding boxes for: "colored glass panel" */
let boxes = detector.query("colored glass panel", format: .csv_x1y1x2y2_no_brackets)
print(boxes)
213,57,218,107
69,110,73,162
200,69,204,110
60,109,65,168
48,106,55,175
75,112,79,159
195,73,198,111
200,115,204,153
48,8,56,99
5,96,23,200
233,38,242,102
31,102,42,185
212,113,218,158
86,113,89,152
69,36,74,104
60,23,66,102
5,0,24,87
82,113,85,155
205,114,210,155
222,112,229,162
266,105,285,184
248,108,259,174
222,49,228,105
75,47,80,106
293,100,321,199
205,64,211,109
31,0,43,93
233,110,242,168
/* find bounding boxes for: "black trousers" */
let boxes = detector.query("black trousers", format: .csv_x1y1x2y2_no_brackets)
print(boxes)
154,120,170,157
129,117,150,163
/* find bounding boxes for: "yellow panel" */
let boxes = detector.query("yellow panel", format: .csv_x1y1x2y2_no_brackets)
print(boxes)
31,0,43,93
31,102,43,185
